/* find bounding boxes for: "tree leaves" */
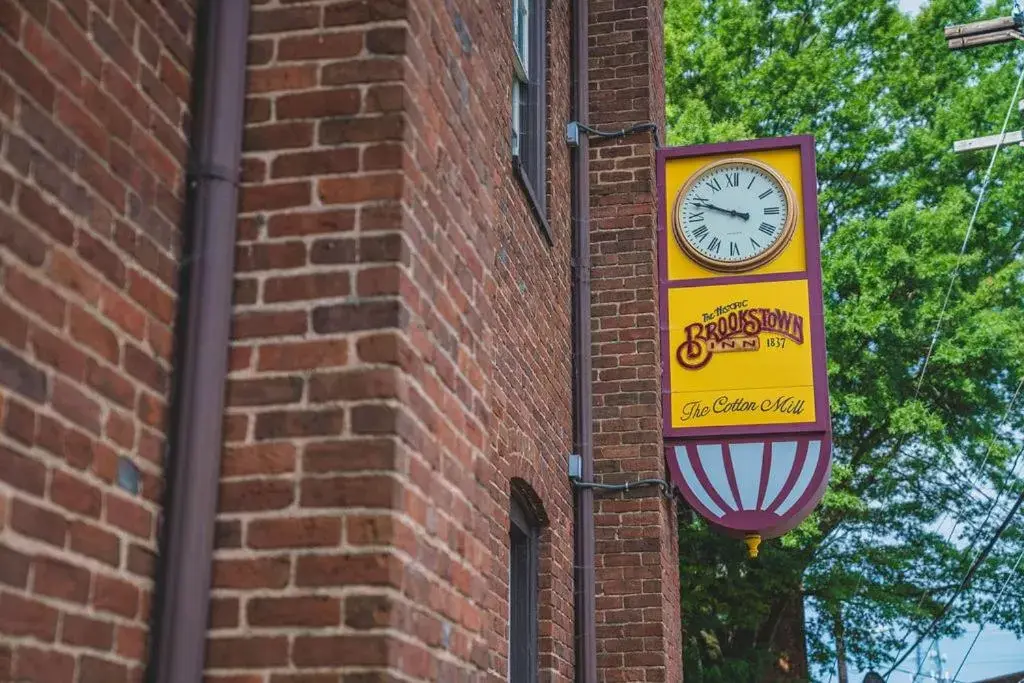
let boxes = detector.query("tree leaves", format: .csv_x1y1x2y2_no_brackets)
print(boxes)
668,0,1024,678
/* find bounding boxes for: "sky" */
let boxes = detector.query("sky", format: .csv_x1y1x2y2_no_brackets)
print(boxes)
900,0,927,12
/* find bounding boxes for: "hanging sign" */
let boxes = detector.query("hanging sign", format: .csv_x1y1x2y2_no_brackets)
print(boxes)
658,136,832,555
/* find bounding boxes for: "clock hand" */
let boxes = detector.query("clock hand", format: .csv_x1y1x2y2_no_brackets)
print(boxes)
693,202,750,221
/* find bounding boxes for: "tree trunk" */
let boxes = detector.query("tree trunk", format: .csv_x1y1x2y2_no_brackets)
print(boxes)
834,607,849,683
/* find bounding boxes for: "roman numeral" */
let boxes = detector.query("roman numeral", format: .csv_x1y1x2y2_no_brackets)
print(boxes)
764,207,780,215
758,222,776,235
709,237,721,253
750,237,761,249
758,189,772,200
692,225,709,241
706,178,722,193
747,177,756,189
725,172,739,187
688,211,705,222
729,241,740,257
694,195,709,203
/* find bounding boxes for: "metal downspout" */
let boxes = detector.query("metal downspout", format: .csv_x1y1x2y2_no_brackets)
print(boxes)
571,0,598,680
148,2,250,682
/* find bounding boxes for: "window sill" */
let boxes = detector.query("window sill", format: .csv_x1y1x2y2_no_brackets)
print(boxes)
513,158,552,247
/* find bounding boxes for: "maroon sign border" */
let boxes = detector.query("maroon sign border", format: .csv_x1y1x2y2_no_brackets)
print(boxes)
658,135,831,440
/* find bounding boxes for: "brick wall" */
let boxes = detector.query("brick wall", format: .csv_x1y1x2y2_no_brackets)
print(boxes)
0,1,194,682
588,1,682,682
209,0,579,681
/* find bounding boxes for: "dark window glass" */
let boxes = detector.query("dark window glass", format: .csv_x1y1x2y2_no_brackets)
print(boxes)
511,0,549,241
509,496,539,682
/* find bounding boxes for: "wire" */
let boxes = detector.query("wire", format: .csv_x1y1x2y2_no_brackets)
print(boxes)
826,58,1024,683
913,59,1024,398
884,484,1024,679
949,546,1024,681
578,122,662,149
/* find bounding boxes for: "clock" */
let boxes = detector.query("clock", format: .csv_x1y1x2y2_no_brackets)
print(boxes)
673,157,798,273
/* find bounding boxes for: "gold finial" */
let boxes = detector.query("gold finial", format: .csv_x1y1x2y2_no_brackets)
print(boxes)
744,533,762,559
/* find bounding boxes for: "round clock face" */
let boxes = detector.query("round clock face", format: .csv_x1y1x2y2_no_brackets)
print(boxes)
673,158,798,272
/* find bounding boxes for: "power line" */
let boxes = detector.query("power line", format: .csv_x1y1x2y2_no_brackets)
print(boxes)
884,484,1024,679
948,546,1024,681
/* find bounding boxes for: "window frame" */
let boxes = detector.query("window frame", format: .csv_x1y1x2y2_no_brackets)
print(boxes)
511,0,551,244
508,496,540,683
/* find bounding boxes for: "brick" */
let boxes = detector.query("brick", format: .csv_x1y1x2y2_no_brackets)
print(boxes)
246,517,341,549
18,184,76,245
312,300,403,334
69,306,121,363
33,555,91,603
247,596,340,628
208,597,240,629
308,368,401,403
218,479,294,513
366,27,406,55
235,241,306,271
0,207,48,267
124,343,166,392
300,476,397,509
50,468,102,518
0,32,57,111
250,6,320,34
56,92,110,157
52,378,102,434
3,398,37,445
278,31,361,61
48,4,103,78
303,439,398,474
93,573,140,618
270,149,360,179
233,310,308,339
0,444,46,495
309,236,356,264
321,58,403,86
345,594,396,629
85,357,136,409
105,494,153,539
292,635,388,667
5,265,66,327
69,519,121,567
0,592,58,641
264,272,351,303
240,182,312,213
254,409,346,440
115,623,147,660
61,613,115,651
49,249,104,304
227,377,304,407
0,299,29,349
247,65,318,94
31,326,87,381
257,339,348,371
126,544,155,578
319,117,404,145
127,270,174,325
79,654,128,683
212,557,291,589
276,88,360,119
206,637,289,669
244,121,314,152
11,498,67,547
267,209,354,237
13,645,75,683
295,553,400,588
324,0,407,25
0,543,31,588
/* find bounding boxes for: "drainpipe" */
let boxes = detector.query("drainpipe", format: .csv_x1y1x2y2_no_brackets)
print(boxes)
571,0,598,680
148,2,249,683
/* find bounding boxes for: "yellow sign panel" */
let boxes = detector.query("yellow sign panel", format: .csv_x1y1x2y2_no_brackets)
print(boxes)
664,146,808,281
666,280,816,429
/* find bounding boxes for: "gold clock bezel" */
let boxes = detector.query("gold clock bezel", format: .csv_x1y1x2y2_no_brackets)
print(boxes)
672,157,799,274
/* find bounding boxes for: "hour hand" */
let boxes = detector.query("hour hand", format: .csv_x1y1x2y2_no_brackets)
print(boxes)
693,202,750,221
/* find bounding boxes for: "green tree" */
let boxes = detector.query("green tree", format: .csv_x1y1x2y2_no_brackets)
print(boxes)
666,1,1024,680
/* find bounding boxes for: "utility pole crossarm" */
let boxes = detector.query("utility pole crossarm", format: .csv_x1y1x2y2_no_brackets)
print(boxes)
952,101,1024,154
944,12,1024,50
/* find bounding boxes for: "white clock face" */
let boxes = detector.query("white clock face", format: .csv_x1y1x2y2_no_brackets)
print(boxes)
675,160,795,271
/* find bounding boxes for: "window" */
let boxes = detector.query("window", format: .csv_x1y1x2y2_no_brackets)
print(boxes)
509,496,539,683
511,0,549,241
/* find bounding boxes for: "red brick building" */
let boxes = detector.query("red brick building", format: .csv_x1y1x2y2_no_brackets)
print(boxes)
0,1,680,682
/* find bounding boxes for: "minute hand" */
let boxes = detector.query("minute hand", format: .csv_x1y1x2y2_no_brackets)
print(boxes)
694,202,750,221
